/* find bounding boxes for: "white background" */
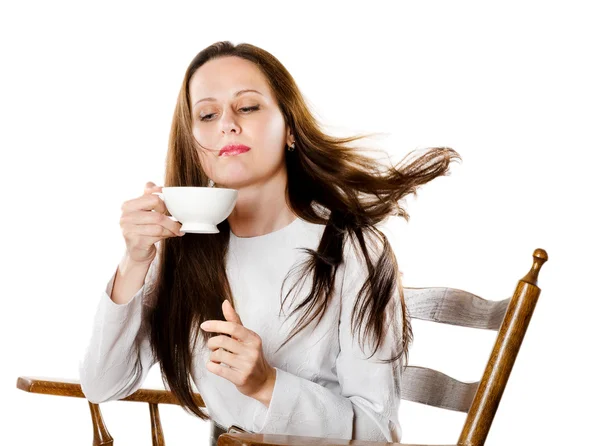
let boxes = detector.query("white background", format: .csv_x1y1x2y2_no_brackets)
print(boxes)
2,1,598,445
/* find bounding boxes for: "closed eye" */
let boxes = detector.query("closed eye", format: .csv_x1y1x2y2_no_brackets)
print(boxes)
240,105,260,113
200,105,260,122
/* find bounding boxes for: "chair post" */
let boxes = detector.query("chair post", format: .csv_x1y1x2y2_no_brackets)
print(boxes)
87,401,114,446
458,248,548,446
149,403,166,446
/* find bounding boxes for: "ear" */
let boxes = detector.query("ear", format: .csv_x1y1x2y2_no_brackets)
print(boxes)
285,127,295,147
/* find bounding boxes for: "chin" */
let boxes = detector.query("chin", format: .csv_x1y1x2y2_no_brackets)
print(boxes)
215,169,273,190
215,178,251,190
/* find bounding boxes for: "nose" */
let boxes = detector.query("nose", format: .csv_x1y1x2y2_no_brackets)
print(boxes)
220,109,241,135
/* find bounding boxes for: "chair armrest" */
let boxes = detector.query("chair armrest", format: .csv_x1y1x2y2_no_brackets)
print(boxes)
17,377,455,445
218,433,456,446
16,375,205,406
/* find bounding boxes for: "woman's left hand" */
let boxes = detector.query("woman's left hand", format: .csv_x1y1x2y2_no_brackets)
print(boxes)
200,300,276,406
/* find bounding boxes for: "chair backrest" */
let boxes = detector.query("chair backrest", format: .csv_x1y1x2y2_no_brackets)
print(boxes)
400,248,547,446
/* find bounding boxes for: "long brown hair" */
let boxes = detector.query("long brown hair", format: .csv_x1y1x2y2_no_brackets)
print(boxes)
147,41,462,420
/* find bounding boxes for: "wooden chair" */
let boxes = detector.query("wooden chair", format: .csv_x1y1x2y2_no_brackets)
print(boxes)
16,248,547,446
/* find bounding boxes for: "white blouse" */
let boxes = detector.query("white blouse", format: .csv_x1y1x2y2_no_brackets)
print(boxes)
79,216,405,441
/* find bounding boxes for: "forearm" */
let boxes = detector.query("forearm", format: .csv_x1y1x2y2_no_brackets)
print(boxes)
79,264,157,403
252,368,400,441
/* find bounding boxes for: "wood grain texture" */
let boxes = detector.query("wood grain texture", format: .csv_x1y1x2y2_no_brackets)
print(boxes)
149,403,165,446
88,400,113,446
16,248,548,446
16,376,205,406
401,366,479,413
404,287,509,330
16,375,198,445
457,248,548,446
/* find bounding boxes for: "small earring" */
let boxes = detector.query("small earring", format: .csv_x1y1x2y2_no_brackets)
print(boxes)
208,179,215,187
287,142,295,152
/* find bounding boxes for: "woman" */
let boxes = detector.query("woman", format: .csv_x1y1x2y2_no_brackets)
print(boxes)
79,41,461,443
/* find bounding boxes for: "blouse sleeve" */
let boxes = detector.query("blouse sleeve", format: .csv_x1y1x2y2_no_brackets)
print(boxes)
251,231,404,441
78,251,160,404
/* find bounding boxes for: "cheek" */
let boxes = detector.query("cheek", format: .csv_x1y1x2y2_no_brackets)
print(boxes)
192,126,218,173
192,126,212,149
256,115,287,153
196,149,215,177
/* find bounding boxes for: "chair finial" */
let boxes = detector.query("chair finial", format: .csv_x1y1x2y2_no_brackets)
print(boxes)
521,248,548,286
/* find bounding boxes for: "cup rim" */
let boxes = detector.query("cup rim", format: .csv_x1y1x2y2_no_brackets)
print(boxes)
162,186,238,192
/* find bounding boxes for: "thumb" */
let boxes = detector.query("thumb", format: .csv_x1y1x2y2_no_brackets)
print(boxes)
144,181,162,194
222,300,242,325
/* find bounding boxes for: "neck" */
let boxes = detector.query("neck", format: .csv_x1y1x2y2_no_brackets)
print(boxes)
226,168,296,238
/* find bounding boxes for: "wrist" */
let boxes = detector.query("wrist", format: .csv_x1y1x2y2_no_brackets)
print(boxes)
121,253,154,274
255,367,277,408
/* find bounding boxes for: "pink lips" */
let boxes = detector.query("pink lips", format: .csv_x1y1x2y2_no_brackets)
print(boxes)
219,144,251,157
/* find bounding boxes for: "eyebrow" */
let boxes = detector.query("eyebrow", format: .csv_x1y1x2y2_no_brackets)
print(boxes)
192,89,263,108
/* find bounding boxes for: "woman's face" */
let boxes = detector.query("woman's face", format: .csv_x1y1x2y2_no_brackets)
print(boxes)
188,56,293,189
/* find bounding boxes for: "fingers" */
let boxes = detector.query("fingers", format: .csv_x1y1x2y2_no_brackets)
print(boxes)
206,335,242,354
120,182,184,264
121,210,182,236
201,321,250,342
121,190,169,215
210,348,238,368
122,223,181,242
121,223,182,241
144,182,162,195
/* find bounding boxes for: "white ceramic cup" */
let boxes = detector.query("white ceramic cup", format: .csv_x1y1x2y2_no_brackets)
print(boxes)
153,186,238,234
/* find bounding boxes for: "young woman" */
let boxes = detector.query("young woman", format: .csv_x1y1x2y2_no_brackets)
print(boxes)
79,41,461,443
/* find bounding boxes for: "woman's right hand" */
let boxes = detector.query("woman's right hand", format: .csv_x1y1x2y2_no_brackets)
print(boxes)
120,181,185,264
